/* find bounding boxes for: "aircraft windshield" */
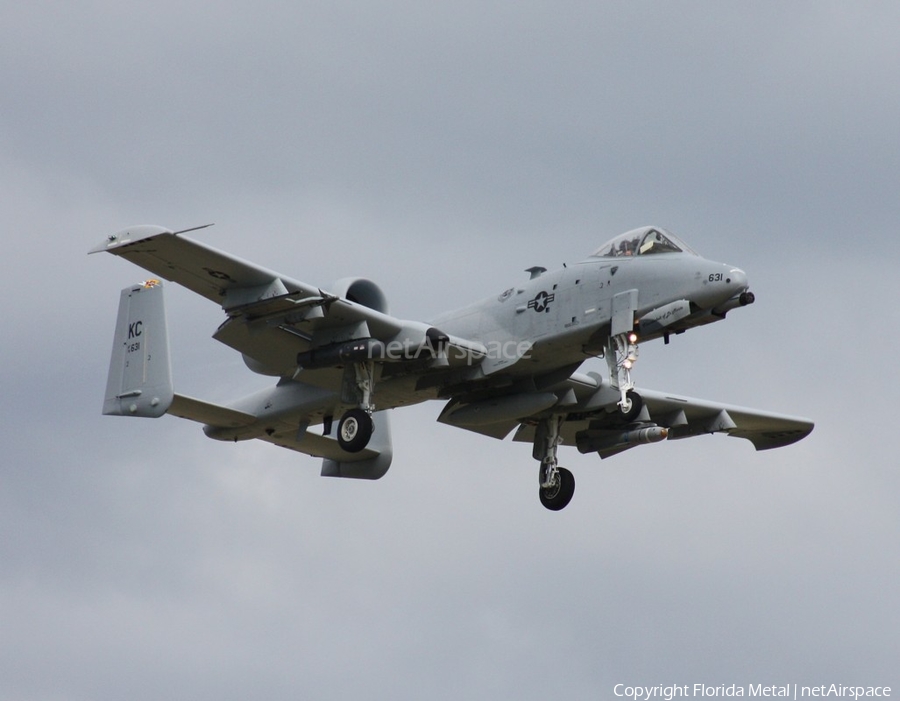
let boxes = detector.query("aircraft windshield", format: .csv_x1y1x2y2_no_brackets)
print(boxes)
592,227,696,258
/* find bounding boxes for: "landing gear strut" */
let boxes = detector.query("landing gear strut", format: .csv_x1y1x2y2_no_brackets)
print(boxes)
534,415,576,511
337,360,377,453
605,331,642,420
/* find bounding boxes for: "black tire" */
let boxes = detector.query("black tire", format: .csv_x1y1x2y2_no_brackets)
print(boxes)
539,467,575,511
618,390,643,423
337,408,374,453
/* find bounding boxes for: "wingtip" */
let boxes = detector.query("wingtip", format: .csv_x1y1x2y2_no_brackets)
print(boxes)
88,225,174,255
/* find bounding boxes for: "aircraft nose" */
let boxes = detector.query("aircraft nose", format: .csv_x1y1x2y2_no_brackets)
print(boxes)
728,267,748,291
695,263,751,309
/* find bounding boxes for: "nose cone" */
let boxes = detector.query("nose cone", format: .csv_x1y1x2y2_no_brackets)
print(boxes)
729,267,748,292
693,263,751,308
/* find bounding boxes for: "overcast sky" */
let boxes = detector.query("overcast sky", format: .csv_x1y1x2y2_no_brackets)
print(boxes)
2,2,899,699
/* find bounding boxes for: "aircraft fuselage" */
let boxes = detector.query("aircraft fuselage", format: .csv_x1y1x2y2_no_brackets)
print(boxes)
431,246,749,377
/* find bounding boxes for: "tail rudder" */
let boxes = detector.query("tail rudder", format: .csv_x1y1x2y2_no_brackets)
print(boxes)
102,279,174,417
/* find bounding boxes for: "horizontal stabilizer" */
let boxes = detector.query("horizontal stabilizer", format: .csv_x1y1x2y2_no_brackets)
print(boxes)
171,392,393,479
168,394,257,428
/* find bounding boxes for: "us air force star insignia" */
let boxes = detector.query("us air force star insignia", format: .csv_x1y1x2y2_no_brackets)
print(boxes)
528,290,555,313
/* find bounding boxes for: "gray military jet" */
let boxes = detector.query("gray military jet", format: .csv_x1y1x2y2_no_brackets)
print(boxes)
92,225,812,510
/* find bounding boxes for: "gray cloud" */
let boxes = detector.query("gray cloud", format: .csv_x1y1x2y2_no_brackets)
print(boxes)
2,2,898,699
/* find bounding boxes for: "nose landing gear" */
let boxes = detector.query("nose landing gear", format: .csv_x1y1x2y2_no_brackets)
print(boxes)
605,331,642,420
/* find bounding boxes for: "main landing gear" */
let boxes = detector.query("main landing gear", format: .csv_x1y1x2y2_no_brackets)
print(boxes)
540,467,575,511
534,415,576,511
337,408,374,453
336,360,376,453
531,330,645,511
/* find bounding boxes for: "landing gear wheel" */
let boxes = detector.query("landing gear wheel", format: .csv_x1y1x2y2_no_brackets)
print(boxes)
539,467,575,511
618,390,643,423
337,408,374,453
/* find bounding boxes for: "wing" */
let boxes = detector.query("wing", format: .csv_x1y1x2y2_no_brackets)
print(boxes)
631,389,814,451
91,225,484,379
90,225,313,305
517,386,813,456
439,372,813,457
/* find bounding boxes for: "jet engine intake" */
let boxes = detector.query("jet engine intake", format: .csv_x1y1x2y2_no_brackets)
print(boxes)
329,277,390,313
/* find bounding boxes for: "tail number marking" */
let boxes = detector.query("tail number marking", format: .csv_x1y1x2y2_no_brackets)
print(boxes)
127,320,143,353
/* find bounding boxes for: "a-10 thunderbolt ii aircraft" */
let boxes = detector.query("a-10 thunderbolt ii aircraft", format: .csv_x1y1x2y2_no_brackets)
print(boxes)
92,225,813,510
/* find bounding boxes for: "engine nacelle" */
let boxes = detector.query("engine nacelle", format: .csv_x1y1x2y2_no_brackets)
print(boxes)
329,277,390,313
288,278,450,368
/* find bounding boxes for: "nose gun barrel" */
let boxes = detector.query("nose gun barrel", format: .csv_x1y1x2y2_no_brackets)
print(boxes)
713,291,756,315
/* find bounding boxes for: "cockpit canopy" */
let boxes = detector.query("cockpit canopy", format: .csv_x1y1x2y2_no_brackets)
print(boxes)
591,227,697,259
